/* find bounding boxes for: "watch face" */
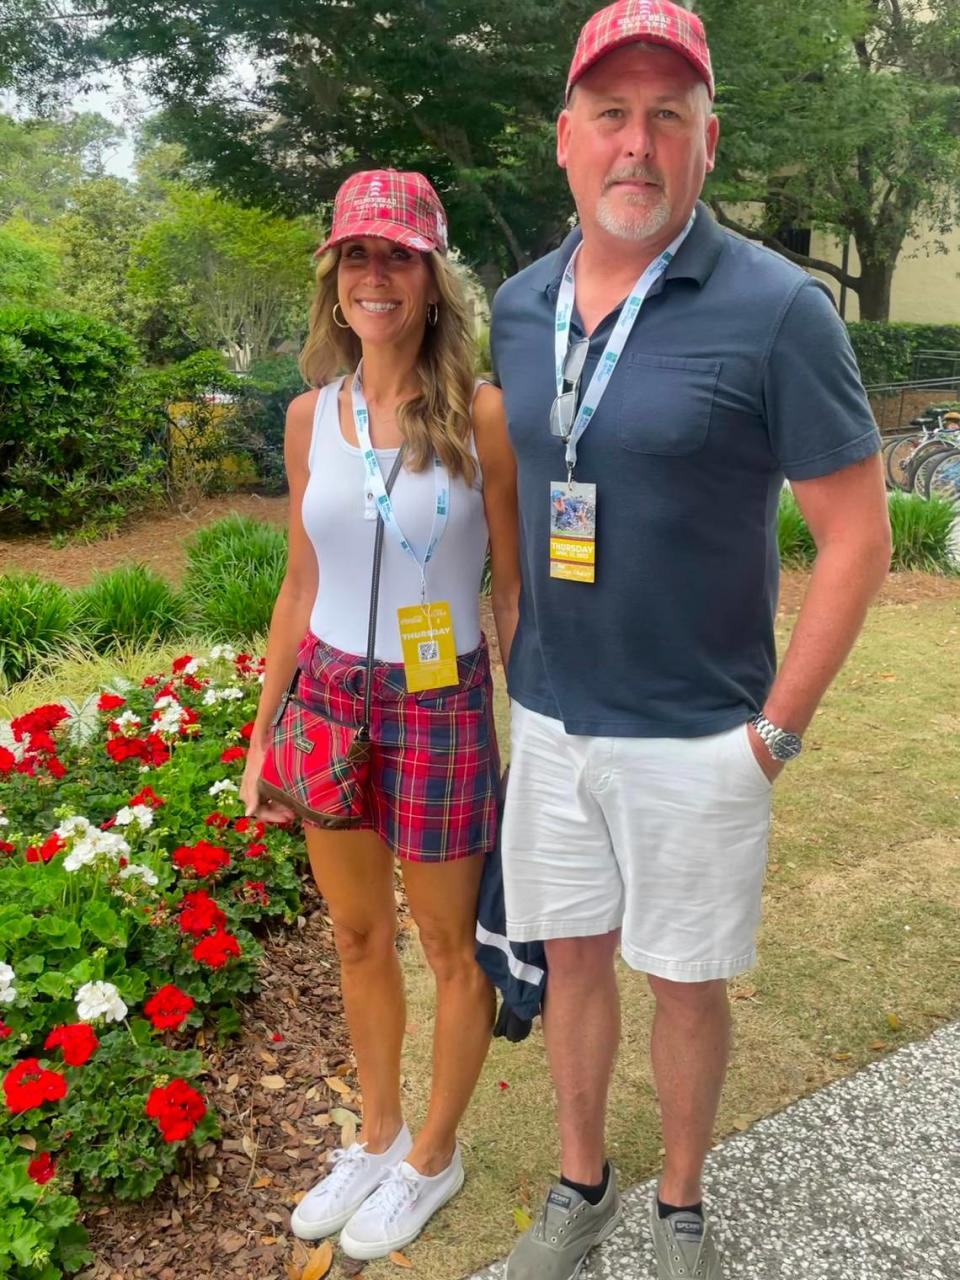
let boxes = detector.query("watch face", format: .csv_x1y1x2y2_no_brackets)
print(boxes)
772,733,803,761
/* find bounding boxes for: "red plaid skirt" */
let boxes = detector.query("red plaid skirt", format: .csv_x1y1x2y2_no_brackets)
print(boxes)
291,632,500,862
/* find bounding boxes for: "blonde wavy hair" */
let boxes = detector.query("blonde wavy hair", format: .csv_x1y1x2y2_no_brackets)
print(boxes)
299,247,478,486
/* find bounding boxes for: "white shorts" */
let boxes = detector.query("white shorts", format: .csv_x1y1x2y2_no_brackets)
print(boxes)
501,701,773,982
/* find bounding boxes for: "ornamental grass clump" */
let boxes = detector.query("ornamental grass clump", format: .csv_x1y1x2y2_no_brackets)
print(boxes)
887,492,957,572
0,573,79,688
777,489,816,567
181,513,287,640
75,562,188,652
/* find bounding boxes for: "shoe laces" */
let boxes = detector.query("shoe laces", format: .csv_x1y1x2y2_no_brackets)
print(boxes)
318,1142,369,1202
364,1163,421,1225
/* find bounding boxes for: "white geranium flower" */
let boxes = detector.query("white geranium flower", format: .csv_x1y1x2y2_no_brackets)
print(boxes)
55,815,93,840
182,657,201,675
202,686,244,705
118,863,159,887
63,830,130,873
0,815,8,828
113,805,154,831
75,980,127,1024
0,962,16,1002
209,644,236,662
209,778,238,797
114,710,142,734
153,694,179,711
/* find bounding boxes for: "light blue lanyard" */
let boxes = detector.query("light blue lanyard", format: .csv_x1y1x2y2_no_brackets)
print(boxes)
555,212,696,475
352,364,449,602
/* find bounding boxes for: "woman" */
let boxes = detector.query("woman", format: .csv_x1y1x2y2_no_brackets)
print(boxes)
239,170,519,1262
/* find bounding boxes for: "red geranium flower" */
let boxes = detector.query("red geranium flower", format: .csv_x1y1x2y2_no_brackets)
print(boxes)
0,840,16,856
244,842,268,860
240,880,269,906
141,674,160,687
177,889,226,936
240,722,255,741
46,757,67,780
144,985,195,1031
26,730,57,755
0,746,15,773
27,1152,58,1185
98,692,127,712
171,654,195,674
192,929,241,968
44,1023,99,1067
11,704,69,742
129,785,165,809
204,812,231,829
233,817,264,838
172,841,231,878
145,1078,207,1143
183,674,205,692
0,1020,11,1039
3,1059,68,1114
25,833,64,865
220,746,246,764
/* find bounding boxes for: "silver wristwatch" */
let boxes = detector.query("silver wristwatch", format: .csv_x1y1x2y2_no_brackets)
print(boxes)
750,713,803,762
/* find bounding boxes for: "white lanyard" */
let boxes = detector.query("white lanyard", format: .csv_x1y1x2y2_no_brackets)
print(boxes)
554,212,696,474
352,365,449,602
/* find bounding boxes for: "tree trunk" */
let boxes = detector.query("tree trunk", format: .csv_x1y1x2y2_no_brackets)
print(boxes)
855,254,895,322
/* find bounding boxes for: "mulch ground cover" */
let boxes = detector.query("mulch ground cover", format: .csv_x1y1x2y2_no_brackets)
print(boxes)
78,891,361,1280
3,492,959,615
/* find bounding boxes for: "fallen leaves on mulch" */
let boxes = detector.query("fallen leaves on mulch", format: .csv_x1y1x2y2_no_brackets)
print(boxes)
78,898,364,1280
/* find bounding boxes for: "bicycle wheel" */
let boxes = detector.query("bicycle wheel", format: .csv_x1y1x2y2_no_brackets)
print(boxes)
913,449,958,498
929,451,960,503
882,435,913,490
886,434,922,489
902,440,954,492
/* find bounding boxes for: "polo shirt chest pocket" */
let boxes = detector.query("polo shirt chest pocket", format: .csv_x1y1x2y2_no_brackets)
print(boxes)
617,353,721,456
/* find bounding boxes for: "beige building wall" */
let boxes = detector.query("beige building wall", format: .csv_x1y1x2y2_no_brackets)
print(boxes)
808,224,960,324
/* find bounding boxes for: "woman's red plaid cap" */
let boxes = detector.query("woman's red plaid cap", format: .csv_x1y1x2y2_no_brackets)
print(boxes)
566,0,715,102
316,169,449,257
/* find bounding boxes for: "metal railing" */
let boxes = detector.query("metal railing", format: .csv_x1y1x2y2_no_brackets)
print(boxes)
864,376,960,433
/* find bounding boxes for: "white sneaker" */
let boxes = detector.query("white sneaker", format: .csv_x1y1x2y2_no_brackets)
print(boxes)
290,1124,412,1241
339,1146,465,1260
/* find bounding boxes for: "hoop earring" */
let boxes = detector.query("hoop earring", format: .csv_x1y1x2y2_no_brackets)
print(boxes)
332,303,351,329
427,303,439,328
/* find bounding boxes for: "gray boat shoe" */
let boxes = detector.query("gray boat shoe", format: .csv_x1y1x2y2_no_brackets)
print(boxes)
650,1199,725,1279
506,1167,622,1280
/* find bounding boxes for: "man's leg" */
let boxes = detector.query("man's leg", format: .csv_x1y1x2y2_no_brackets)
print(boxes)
648,976,730,1207
543,930,621,1185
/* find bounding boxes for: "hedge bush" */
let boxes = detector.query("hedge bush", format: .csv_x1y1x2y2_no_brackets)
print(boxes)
847,322,960,386
0,307,166,533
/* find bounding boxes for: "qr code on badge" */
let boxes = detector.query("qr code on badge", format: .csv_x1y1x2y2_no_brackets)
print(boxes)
417,640,440,663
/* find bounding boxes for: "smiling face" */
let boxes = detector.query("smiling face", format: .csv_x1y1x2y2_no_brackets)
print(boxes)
558,43,718,251
337,237,437,350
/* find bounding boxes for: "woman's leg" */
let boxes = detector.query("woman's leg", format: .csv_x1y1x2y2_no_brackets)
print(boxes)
400,854,495,1175
304,826,404,1152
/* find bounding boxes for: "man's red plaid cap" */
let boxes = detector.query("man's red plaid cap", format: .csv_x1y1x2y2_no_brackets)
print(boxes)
316,169,449,257
566,0,715,102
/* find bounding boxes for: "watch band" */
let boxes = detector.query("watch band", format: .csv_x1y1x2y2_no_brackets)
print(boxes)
750,713,803,762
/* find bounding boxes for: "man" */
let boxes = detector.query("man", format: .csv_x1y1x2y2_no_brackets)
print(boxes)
490,3,892,1278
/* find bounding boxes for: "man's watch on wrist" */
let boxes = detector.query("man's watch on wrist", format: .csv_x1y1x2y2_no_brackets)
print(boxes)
750,713,803,762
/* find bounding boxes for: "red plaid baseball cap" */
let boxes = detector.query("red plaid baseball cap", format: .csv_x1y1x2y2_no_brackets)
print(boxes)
567,0,715,101
316,169,449,257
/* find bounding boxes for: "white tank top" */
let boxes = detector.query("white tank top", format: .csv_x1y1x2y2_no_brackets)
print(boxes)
302,378,489,660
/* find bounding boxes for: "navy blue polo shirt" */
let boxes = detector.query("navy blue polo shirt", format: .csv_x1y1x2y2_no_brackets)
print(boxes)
491,203,880,737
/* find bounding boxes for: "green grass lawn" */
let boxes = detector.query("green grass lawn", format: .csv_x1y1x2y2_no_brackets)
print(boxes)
378,598,960,1280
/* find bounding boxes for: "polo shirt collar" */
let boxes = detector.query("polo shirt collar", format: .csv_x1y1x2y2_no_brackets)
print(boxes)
539,200,723,301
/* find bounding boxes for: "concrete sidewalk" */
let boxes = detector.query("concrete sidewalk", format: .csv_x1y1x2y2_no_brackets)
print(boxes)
471,1021,960,1280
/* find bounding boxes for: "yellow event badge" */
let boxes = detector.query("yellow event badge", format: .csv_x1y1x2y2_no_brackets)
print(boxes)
549,481,597,583
397,601,460,692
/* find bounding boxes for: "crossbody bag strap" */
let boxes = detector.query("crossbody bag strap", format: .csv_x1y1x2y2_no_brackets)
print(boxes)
360,444,407,736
